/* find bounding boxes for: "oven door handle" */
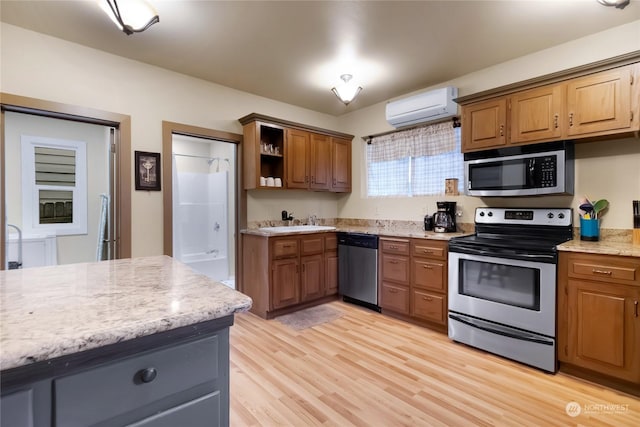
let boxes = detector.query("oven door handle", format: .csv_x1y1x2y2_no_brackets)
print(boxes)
448,245,555,262
449,314,554,346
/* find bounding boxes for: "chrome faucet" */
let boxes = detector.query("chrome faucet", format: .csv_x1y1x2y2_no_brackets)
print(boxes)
6,223,23,269
308,214,318,226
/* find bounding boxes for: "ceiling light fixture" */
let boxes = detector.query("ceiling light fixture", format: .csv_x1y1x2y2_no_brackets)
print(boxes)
331,74,362,105
596,0,630,9
99,0,159,35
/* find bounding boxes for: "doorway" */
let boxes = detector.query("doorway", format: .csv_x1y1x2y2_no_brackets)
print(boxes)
161,121,243,289
0,93,132,270
3,112,113,267
172,135,236,285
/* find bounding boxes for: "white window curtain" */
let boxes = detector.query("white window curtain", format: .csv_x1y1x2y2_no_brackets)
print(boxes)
366,122,463,197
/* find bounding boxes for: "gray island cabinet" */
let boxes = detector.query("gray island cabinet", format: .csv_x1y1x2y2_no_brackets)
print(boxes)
0,256,252,427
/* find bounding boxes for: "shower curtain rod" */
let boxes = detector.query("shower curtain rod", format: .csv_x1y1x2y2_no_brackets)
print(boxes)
172,152,217,161
173,153,230,162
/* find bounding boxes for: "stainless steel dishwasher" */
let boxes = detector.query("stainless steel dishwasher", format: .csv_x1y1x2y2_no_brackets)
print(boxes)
338,232,380,312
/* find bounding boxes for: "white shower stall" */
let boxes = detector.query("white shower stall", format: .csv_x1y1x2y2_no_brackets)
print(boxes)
172,135,235,287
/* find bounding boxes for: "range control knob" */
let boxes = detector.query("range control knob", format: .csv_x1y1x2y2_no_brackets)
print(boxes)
479,212,485,217
487,212,493,217
558,213,565,219
547,212,554,219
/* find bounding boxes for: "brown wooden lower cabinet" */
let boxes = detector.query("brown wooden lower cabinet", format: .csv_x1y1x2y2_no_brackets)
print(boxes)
325,251,338,296
412,289,445,324
380,282,410,314
301,254,324,302
379,237,448,331
242,232,338,318
558,251,640,386
271,258,300,310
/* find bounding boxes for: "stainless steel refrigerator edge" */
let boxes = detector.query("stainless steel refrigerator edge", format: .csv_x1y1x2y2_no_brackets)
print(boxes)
338,233,380,311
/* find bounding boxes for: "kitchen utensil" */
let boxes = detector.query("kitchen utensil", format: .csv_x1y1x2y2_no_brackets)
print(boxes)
433,201,456,233
592,199,609,218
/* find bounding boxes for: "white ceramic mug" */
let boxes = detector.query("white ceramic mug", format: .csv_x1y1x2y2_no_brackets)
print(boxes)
266,177,275,187
260,176,267,186
274,177,282,187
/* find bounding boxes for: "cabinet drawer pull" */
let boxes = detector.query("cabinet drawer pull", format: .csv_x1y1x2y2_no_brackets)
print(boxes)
569,112,574,127
422,265,433,269
592,269,612,276
389,245,399,249
137,367,157,384
388,288,398,294
422,296,433,301
554,114,559,129
422,249,433,254
389,260,399,264
499,124,504,136
635,301,638,318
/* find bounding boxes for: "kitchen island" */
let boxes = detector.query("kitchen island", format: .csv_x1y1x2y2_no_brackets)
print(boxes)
0,255,252,427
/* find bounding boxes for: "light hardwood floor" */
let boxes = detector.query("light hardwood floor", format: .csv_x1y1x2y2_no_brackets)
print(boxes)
229,301,639,426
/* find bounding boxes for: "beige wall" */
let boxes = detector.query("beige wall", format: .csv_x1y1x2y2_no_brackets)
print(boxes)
4,112,110,264
1,23,341,257
337,20,640,230
2,20,640,262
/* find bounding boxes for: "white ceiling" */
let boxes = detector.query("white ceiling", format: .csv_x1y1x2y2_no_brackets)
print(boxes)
1,1,639,116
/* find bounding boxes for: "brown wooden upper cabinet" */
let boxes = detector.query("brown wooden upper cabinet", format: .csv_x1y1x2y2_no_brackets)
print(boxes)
239,113,353,192
510,83,563,144
461,98,507,152
566,66,634,137
330,137,352,192
460,62,640,152
285,128,310,189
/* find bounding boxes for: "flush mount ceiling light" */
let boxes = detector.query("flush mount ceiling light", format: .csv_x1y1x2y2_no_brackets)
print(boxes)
596,0,631,9
331,74,362,105
99,0,159,35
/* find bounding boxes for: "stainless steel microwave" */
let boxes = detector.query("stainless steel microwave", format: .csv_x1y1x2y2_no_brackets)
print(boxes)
464,141,574,197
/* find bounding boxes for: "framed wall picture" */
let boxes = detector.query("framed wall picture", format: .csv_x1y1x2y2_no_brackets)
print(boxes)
135,151,161,191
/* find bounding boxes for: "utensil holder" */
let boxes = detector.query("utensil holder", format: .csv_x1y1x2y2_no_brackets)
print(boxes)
580,217,600,242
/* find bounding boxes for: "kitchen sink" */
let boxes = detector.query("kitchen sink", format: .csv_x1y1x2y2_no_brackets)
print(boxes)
258,225,336,233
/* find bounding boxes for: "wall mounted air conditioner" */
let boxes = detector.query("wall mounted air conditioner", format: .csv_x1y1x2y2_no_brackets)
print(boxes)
385,86,458,128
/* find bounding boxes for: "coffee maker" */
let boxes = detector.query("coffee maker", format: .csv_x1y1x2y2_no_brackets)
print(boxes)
433,201,457,233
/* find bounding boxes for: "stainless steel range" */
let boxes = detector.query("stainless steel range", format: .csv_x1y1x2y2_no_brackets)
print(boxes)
447,207,573,372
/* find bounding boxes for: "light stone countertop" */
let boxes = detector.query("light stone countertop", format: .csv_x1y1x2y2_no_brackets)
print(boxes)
0,255,252,371
241,226,471,241
557,239,640,257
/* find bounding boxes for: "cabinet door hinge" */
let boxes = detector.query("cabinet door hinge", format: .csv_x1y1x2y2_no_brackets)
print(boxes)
630,74,634,85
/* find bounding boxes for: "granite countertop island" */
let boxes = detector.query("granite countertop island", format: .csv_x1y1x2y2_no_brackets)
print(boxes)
0,255,252,371
0,255,252,426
